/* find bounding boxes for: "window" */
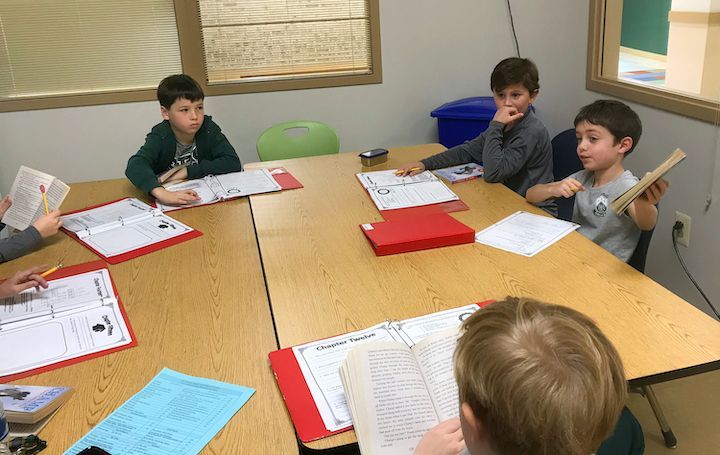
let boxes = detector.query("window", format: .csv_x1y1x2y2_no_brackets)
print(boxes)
588,0,720,123
0,0,381,112
0,0,182,112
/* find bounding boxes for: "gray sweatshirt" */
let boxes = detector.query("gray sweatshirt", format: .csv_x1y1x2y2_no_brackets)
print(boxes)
0,223,42,263
422,110,556,213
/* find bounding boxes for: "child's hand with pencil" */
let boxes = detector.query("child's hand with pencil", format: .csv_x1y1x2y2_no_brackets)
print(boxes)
395,162,426,177
551,178,586,199
0,265,49,298
32,211,63,238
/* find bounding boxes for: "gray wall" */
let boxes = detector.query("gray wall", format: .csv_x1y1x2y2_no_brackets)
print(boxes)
1,0,718,318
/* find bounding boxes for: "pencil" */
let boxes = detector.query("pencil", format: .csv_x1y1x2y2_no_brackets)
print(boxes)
40,184,49,215
40,263,63,278
394,167,422,175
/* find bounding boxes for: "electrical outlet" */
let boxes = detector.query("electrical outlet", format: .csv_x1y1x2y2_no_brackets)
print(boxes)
675,211,691,247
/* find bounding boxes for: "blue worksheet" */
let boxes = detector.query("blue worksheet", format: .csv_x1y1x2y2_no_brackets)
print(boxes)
64,368,255,455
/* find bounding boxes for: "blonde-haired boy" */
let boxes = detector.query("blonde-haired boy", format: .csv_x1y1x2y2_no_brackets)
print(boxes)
415,297,627,455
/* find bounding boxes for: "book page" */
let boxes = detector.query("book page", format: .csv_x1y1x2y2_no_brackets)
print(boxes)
475,211,579,257
292,322,406,432
413,326,461,421
156,178,218,212
61,198,154,234
393,304,479,346
0,269,114,325
214,169,282,198
357,170,437,189
1,385,71,423
367,180,459,210
0,297,133,380
1,166,60,231
82,214,193,258
341,342,440,455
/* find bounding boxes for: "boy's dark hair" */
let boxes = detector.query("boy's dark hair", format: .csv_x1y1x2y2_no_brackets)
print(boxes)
490,57,540,93
574,100,642,155
157,74,204,109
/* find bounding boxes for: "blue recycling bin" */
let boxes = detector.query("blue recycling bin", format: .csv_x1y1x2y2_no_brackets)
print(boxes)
431,96,497,148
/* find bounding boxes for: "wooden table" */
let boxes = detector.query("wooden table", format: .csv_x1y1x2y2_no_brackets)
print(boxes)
247,144,720,451
0,180,297,454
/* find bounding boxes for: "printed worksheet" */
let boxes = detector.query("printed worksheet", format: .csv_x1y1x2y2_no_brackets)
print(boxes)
64,368,255,455
0,269,134,381
357,170,460,210
475,211,580,257
61,198,154,234
157,169,281,211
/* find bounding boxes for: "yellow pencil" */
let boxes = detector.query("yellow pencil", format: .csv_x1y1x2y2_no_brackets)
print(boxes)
394,167,422,175
40,263,63,278
40,184,49,214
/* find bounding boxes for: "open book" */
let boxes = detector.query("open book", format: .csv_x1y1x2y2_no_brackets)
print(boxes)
356,170,460,211
341,326,461,455
434,163,484,184
61,198,201,263
611,148,686,214
157,169,282,212
0,385,72,424
0,261,136,382
269,303,482,442
1,166,70,231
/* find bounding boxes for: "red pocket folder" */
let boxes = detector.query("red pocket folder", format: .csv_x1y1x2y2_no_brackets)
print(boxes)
0,260,138,382
360,213,475,256
62,198,203,264
268,167,304,189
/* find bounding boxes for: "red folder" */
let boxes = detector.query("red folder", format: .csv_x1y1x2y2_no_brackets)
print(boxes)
360,213,475,256
269,301,495,443
0,260,138,382
62,198,203,264
268,167,304,189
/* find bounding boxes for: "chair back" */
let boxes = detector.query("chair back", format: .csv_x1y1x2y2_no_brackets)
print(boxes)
257,120,340,161
551,128,583,221
628,226,655,273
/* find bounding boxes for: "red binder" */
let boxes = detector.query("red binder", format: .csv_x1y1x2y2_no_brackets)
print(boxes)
0,260,138,382
269,301,495,443
360,213,475,256
62,198,203,264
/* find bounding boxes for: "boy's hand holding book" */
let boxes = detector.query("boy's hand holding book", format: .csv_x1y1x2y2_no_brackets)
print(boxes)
151,187,201,206
414,418,466,455
637,177,669,206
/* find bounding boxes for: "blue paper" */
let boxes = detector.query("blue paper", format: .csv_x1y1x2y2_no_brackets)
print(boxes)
64,368,255,455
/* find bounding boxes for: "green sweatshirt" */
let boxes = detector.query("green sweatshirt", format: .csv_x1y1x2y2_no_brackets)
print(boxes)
125,115,242,194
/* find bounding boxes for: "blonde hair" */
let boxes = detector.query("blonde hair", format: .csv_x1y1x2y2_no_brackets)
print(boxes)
454,297,627,455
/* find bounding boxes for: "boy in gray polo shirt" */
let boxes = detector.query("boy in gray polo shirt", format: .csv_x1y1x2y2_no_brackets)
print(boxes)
526,100,668,262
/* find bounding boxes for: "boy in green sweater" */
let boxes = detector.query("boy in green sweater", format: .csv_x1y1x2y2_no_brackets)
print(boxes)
125,74,241,206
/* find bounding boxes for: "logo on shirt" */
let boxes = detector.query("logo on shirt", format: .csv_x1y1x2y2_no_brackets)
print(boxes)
593,194,609,217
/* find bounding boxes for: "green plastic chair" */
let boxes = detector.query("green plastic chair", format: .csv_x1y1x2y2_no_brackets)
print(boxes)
256,120,340,161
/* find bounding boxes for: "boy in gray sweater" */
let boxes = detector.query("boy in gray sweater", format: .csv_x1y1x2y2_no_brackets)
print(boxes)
0,195,63,263
397,57,554,213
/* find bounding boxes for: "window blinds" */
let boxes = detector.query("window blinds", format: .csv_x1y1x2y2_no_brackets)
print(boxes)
197,0,373,84
0,0,181,100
